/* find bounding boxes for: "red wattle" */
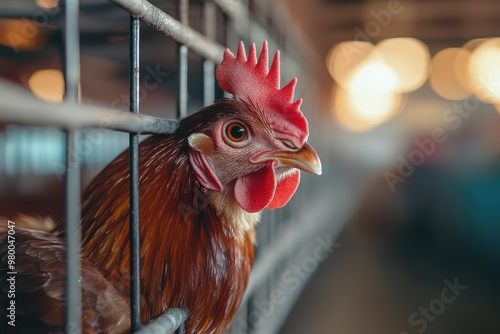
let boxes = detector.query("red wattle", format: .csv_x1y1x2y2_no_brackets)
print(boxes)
267,170,300,210
234,164,276,213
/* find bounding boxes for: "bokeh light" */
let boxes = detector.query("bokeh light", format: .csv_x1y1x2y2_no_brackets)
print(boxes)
0,19,48,51
468,38,500,104
326,41,376,87
28,69,65,103
376,38,430,93
327,36,500,131
327,39,423,131
35,0,59,10
346,60,399,94
429,48,473,100
332,85,402,132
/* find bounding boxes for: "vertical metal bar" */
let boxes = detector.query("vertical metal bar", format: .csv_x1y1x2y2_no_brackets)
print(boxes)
129,14,142,332
175,2,188,332
203,60,215,106
64,133,81,334
62,0,81,333
177,0,189,118
203,0,216,106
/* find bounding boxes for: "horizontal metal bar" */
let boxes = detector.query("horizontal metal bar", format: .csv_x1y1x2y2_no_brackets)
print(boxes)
0,5,59,19
0,80,179,134
111,0,225,63
135,308,188,334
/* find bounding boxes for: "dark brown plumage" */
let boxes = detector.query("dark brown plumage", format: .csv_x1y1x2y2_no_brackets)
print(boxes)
0,216,130,333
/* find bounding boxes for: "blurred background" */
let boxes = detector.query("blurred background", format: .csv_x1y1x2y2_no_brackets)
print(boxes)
280,1,500,334
1,0,500,333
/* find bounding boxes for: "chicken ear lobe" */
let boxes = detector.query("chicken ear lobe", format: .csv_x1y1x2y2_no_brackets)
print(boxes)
234,164,276,213
189,151,223,193
188,133,223,192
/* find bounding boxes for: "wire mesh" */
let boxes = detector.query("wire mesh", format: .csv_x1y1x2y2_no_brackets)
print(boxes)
0,0,341,333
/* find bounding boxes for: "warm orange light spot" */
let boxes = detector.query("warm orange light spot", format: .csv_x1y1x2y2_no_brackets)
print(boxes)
0,19,47,51
326,41,376,87
35,0,59,10
462,39,489,52
468,38,500,104
28,69,65,103
430,48,473,100
332,85,402,132
377,38,430,92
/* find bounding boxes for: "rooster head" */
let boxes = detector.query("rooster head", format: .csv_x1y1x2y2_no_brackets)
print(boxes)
186,41,321,214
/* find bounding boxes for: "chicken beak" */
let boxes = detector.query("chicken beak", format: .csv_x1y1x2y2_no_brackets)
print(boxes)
255,143,322,175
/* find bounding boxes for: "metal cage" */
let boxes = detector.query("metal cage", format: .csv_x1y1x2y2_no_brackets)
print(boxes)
0,0,347,333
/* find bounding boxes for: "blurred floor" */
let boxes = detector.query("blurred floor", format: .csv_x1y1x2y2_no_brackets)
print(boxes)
279,229,500,334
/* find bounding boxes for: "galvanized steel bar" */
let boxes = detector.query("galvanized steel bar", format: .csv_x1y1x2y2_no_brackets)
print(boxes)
203,59,216,106
203,0,216,106
135,308,188,334
111,0,225,63
62,0,82,333
129,15,142,331
177,0,189,118
0,80,179,134
64,131,82,334
0,5,59,19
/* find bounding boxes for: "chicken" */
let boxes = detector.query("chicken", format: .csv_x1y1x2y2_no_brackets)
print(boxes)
0,41,321,333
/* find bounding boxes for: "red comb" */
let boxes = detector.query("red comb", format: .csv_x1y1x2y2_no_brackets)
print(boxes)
216,41,309,147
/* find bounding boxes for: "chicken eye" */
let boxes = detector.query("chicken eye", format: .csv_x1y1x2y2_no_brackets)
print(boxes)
223,121,250,145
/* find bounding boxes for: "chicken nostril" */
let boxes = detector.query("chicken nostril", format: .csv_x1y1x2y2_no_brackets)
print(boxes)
281,140,298,150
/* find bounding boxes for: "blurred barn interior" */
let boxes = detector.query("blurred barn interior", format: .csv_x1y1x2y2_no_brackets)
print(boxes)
1,0,500,333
